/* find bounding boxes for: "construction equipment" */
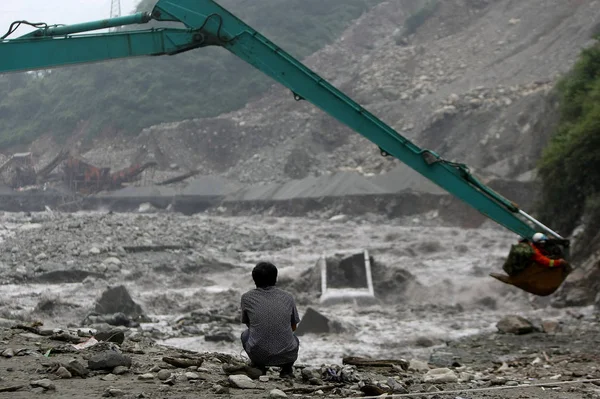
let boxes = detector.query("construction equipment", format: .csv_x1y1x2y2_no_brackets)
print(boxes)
0,152,36,188
0,0,571,295
36,149,70,182
63,155,157,194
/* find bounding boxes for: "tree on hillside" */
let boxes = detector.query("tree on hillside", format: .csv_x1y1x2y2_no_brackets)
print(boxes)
538,38,600,243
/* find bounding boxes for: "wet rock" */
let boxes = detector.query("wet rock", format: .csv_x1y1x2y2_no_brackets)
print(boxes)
31,379,56,390
95,330,125,345
204,328,235,342
35,252,48,261
408,359,430,372
66,359,89,377
259,375,269,382
103,387,126,397
270,388,288,398
426,384,440,392
423,368,458,383
84,312,138,328
496,362,510,372
94,286,145,320
157,369,172,381
360,384,387,396
228,374,257,389
542,320,560,334
295,307,345,336
103,257,122,267
387,377,408,393
415,336,438,347
301,368,318,381
101,374,117,381
1,348,14,358
113,366,129,375
164,356,204,369
55,366,72,379
213,384,229,394
185,372,200,380
496,315,535,335
88,351,132,371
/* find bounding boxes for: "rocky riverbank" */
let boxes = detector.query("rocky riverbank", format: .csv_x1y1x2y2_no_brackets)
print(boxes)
0,210,598,398
0,311,599,398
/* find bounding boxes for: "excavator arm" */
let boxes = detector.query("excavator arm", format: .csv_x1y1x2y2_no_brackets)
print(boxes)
0,0,570,293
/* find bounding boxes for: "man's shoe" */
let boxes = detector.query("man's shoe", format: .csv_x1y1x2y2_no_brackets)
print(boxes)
279,365,294,379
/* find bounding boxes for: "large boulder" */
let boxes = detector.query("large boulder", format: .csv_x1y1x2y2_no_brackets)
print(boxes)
551,255,600,308
295,308,346,336
496,315,536,335
94,286,145,320
88,351,132,371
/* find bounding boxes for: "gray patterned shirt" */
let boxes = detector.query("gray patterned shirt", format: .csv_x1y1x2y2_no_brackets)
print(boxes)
241,286,301,366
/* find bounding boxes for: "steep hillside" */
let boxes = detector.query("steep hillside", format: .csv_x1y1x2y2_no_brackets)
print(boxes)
13,0,600,189
0,0,384,147
76,0,598,186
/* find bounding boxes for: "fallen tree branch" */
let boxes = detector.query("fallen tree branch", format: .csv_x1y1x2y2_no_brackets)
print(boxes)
162,356,204,368
342,356,408,369
0,385,25,393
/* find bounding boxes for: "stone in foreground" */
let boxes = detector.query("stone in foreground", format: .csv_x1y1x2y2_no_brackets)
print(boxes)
423,368,458,383
496,315,535,335
270,388,288,398
228,374,257,389
88,351,132,370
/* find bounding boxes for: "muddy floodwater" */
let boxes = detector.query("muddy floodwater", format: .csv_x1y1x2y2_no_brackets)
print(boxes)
0,211,583,366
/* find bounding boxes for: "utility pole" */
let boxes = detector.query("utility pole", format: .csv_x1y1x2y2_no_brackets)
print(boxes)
109,0,122,32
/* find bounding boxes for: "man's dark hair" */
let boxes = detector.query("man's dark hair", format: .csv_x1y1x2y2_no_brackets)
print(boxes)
252,262,278,288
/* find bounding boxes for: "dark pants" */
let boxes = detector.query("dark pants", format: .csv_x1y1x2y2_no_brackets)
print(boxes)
241,330,295,374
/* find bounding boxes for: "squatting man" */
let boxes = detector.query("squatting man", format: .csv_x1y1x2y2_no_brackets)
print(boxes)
240,262,300,378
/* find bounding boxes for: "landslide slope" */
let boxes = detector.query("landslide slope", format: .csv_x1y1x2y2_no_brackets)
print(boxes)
118,0,599,185
21,0,600,188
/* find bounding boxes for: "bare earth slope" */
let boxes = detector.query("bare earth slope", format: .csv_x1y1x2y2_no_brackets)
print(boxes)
79,0,600,186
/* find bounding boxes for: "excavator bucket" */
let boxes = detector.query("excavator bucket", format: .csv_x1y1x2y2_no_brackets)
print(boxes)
490,262,573,296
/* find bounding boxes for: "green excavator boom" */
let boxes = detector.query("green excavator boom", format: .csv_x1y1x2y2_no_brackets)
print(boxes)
0,0,568,248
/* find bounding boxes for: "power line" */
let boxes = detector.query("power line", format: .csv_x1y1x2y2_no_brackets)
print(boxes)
109,0,121,32
110,0,122,19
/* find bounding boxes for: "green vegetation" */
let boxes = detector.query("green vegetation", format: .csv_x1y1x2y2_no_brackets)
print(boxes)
537,38,600,238
0,0,383,147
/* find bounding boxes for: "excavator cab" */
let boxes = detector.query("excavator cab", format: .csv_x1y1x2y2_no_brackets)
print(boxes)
490,239,572,296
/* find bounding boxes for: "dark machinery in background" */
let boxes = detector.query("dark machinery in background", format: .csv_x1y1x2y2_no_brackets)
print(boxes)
0,149,157,194
63,155,157,194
